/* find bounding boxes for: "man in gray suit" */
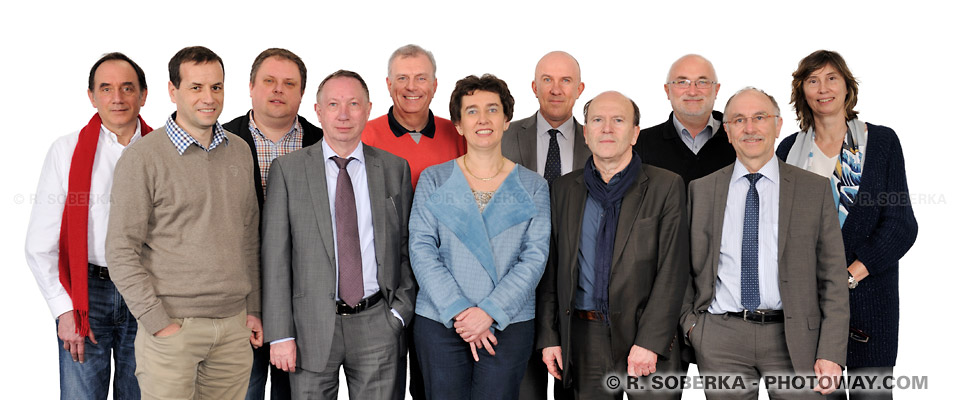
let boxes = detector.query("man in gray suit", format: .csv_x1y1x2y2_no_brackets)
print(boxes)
682,87,848,398
503,50,590,400
261,69,416,399
538,91,689,399
503,51,591,186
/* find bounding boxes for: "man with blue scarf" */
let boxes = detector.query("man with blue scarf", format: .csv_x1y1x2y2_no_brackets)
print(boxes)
537,91,689,399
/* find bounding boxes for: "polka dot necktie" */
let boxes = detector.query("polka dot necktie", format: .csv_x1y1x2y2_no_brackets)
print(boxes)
544,129,561,186
741,173,762,312
331,156,363,307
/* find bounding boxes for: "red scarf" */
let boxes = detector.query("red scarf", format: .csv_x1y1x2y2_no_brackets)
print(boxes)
58,113,152,335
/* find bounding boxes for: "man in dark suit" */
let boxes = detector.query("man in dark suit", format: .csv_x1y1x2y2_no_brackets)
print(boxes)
503,50,591,400
635,54,735,186
221,47,323,400
261,70,416,399
682,87,848,398
538,91,689,399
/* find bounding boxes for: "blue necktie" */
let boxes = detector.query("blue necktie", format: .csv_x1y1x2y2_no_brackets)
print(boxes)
544,129,561,186
741,173,762,312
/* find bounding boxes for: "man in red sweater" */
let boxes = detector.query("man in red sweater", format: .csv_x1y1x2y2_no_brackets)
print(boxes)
360,44,464,400
361,44,465,189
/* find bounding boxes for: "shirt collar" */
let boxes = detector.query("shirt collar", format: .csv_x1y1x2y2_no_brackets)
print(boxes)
321,138,365,165
247,110,301,142
387,106,436,139
732,155,780,184
101,119,144,146
671,113,720,140
536,111,575,140
165,112,227,155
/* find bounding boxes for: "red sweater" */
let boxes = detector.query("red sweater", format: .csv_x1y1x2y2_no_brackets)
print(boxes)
361,113,466,188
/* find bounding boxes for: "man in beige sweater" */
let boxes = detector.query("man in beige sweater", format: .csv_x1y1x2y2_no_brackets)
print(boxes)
107,46,261,400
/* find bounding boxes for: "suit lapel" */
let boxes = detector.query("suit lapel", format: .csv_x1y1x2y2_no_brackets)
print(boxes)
711,165,733,282
566,174,588,297
518,114,538,172
777,160,795,267
363,145,388,287
611,167,649,267
305,145,337,266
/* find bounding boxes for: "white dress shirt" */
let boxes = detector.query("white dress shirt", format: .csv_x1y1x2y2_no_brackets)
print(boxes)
709,157,782,313
535,112,577,175
25,122,143,319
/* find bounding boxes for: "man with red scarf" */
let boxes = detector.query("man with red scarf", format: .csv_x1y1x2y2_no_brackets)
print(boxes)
25,52,151,400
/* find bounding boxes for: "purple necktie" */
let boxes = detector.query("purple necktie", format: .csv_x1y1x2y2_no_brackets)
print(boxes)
332,156,363,307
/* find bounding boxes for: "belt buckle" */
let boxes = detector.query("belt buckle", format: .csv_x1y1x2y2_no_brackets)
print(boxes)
98,266,109,280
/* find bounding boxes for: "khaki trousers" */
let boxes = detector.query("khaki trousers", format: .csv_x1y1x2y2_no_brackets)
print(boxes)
134,310,252,400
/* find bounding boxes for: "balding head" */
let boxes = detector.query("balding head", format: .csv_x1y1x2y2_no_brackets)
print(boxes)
582,91,641,167
664,54,721,122
532,51,585,128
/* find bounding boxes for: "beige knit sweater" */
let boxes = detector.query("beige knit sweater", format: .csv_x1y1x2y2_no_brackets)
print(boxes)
106,125,260,334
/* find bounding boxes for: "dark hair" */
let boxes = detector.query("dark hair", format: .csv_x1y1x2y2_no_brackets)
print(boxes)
168,46,224,88
791,50,859,131
448,74,514,125
88,52,147,92
316,69,369,102
250,48,307,94
582,93,641,126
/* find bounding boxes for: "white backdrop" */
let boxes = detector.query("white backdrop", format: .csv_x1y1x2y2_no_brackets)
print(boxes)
1,0,956,398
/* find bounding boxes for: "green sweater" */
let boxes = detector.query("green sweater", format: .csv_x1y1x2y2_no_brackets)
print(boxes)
107,125,260,335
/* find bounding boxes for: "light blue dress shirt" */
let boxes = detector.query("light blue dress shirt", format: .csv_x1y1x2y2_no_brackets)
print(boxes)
672,113,720,155
709,157,781,313
536,112,576,175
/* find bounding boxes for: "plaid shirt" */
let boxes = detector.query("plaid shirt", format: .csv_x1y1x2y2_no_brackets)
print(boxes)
249,111,304,196
164,113,228,155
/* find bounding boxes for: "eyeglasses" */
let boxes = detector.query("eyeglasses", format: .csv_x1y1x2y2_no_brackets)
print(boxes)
723,114,779,128
849,327,870,343
668,79,716,89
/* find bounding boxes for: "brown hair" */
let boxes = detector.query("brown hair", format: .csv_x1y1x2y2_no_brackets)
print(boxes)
448,74,514,125
791,50,859,131
316,69,369,102
168,46,224,88
250,48,307,94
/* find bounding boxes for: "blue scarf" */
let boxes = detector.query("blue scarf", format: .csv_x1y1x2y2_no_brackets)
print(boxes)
582,150,641,323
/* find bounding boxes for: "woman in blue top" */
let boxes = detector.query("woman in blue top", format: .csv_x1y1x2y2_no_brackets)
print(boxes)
408,74,550,400
777,50,918,400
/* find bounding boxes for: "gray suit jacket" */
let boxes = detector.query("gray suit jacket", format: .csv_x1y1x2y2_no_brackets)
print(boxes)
261,142,416,372
681,160,849,372
501,112,591,173
537,164,689,387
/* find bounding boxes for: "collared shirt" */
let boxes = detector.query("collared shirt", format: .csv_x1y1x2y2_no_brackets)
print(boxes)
709,157,781,313
574,167,626,311
164,112,227,155
248,111,303,196
387,106,436,143
672,113,721,155
536,112,576,175
25,121,144,318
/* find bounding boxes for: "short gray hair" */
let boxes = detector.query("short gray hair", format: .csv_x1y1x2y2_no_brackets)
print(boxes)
723,86,780,116
387,44,437,78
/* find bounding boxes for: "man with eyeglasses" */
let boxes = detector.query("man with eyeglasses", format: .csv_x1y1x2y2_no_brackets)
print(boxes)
635,54,735,186
681,87,848,399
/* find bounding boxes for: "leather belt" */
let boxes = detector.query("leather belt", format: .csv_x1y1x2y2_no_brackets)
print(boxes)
336,291,383,315
574,310,605,321
725,310,784,324
88,263,110,281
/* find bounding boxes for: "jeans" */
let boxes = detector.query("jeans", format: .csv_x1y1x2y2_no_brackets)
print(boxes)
57,272,139,400
415,316,534,400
